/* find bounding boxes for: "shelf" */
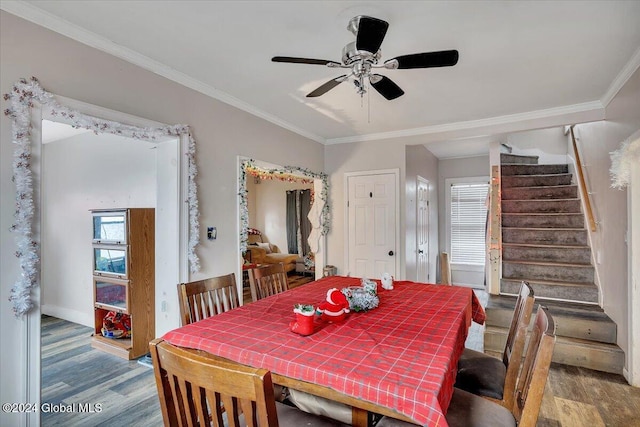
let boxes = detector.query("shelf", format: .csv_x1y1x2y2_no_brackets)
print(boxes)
91,208,155,361
91,335,133,359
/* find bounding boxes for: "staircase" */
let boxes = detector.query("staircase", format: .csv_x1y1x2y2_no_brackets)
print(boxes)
484,153,624,374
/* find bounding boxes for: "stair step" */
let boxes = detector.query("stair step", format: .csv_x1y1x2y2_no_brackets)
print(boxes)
484,326,623,374
503,260,594,283
502,173,573,188
502,227,588,246
502,185,578,200
501,164,569,176
500,278,598,303
500,153,539,164
502,198,582,213
502,243,592,264
485,294,614,343
502,213,584,229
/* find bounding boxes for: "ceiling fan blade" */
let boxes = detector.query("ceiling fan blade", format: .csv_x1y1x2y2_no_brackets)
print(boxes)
272,56,339,66
370,74,404,100
387,50,459,69
306,75,348,97
355,16,389,53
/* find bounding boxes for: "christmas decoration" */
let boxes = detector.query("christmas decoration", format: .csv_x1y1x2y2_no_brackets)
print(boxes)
610,130,640,189
289,304,316,336
316,288,350,322
4,77,201,316
341,279,380,312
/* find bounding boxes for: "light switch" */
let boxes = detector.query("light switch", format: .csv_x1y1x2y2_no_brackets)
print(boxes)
207,227,217,240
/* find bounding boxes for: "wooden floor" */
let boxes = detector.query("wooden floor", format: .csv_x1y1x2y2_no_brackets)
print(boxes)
42,306,640,426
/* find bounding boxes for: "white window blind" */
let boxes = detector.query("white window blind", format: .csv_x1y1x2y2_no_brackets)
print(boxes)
450,182,489,265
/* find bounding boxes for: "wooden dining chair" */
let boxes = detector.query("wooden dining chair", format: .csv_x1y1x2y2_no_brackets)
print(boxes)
454,281,535,409
248,263,289,302
439,252,452,285
377,306,556,427
149,339,348,427
177,273,240,326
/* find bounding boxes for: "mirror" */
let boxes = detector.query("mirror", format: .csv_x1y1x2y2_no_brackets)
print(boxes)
238,158,330,296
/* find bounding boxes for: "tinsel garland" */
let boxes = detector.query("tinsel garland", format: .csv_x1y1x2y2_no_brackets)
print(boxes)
3,77,201,316
341,280,379,312
610,130,640,189
239,159,330,252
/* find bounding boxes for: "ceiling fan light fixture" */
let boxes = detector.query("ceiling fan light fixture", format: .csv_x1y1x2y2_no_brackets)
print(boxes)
273,15,459,101
369,74,382,84
383,59,399,70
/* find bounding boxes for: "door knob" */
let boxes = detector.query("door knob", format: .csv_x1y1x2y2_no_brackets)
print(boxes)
388,251,394,256
418,249,424,254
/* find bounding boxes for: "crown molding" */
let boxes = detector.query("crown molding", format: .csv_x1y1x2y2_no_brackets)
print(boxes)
601,46,640,108
1,1,326,144
326,101,605,145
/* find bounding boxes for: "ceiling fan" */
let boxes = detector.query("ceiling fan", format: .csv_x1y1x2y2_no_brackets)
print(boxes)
272,15,459,100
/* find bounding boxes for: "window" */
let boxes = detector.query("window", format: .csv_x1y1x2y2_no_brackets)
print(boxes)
448,180,489,265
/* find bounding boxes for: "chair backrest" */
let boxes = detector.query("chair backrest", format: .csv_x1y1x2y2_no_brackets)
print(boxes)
501,281,535,408
177,273,239,326
248,263,289,302
439,252,452,285
511,306,556,426
150,338,279,427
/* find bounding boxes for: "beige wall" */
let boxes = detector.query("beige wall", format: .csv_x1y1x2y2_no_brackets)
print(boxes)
405,145,439,282
571,67,640,367
0,12,323,420
324,139,407,278
507,126,569,164
41,132,156,327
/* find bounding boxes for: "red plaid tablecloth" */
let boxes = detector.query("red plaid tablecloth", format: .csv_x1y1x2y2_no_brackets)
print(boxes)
163,276,485,426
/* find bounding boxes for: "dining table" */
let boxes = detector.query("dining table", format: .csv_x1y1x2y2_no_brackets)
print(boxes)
161,275,485,427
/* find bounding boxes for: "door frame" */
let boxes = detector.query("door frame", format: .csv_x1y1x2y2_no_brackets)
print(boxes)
344,169,400,279
20,96,189,426
626,136,640,386
416,175,430,283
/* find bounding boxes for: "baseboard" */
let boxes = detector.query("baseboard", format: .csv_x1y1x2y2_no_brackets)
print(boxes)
42,304,93,328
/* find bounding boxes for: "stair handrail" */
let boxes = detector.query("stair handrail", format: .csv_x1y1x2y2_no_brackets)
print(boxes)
570,126,597,232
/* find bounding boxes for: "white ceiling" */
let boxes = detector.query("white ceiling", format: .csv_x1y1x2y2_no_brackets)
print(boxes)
4,1,640,156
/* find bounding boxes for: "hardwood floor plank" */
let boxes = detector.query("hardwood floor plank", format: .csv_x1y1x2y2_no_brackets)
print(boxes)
555,397,606,427
538,381,561,424
576,366,640,426
546,363,592,403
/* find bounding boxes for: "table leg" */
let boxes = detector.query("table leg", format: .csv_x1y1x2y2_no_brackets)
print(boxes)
352,406,371,427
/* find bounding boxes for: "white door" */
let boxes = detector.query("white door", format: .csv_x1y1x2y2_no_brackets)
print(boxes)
347,172,397,279
417,177,430,283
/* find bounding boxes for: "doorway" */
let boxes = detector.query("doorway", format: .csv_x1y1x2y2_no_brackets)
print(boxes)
40,121,157,326
345,170,399,279
35,105,185,422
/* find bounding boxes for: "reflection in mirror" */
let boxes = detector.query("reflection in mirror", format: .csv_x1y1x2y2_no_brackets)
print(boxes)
238,158,330,297
239,159,330,254
93,211,127,243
